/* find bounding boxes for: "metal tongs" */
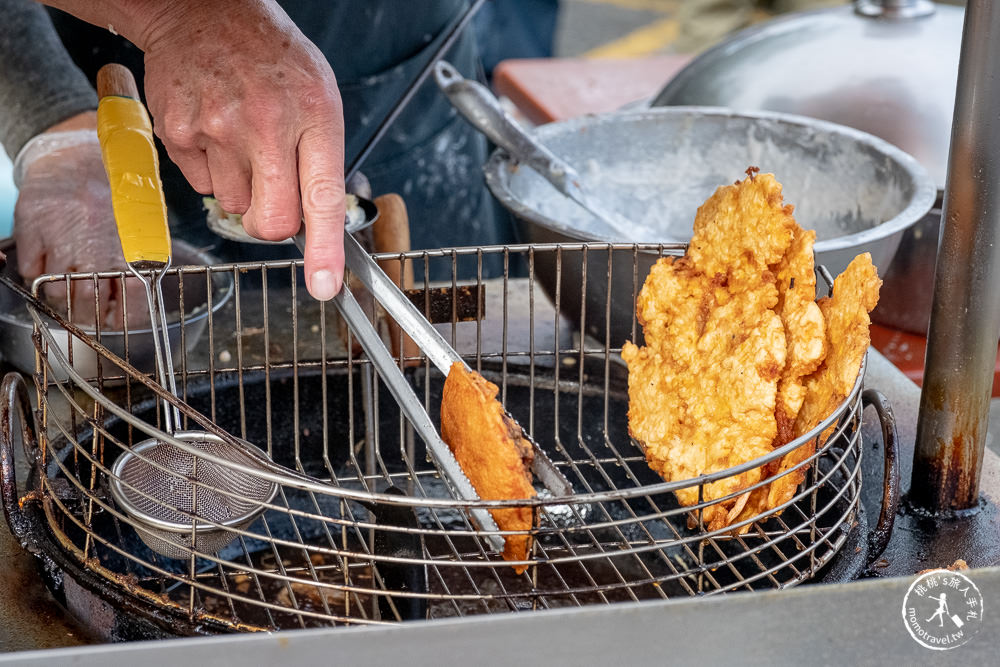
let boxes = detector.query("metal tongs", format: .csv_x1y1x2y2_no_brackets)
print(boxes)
293,224,573,553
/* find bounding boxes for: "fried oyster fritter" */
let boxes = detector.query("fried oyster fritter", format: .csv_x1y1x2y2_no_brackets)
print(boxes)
688,170,799,290
773,227,827,442
733,226,828,529
623,171,796,530
440,362,536,572
795,252,881,439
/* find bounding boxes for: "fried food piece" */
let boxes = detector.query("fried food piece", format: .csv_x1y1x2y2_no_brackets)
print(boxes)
626,170,880,533
688,169,799,290
773,228,827,441
732,227,828,528
764,253,881,513
440,362,536,572
795,253,880,437
623,228,787,530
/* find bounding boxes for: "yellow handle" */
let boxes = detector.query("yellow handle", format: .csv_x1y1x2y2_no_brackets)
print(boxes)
96,64,171,265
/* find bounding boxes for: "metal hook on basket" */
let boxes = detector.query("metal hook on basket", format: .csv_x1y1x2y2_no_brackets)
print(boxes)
861,388,900,563
0,372,39,544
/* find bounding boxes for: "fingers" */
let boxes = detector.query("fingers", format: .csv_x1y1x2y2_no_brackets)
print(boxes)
297,123,346,301
12,200,46,280
108,274,151,331
72,277,108,329
152,106,214,195
205,145,252,216
242,145,302,243
38,276,104,329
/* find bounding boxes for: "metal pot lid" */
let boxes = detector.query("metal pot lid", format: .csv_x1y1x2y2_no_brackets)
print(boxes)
653,1,963,190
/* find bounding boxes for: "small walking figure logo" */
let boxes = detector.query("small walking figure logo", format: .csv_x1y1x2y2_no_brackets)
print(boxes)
902,569,984,650
926,592,951,628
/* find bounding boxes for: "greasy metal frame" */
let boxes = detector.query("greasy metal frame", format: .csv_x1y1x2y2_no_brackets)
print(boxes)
12,243,869,631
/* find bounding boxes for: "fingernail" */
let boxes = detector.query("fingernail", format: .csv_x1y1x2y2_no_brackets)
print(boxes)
309,270,340,301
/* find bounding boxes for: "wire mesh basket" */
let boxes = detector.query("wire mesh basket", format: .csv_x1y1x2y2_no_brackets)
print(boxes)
4,243,879,632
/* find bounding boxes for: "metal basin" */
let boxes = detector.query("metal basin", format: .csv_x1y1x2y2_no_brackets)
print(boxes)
484,107,935,343
0,239,233,379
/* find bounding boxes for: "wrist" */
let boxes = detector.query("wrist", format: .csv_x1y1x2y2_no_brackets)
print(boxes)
121,0,249,52
13,128,99,188
44,110,98,133
40,1,194,51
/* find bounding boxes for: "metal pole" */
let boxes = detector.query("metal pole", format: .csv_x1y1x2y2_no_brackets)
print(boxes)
912,0,1000,512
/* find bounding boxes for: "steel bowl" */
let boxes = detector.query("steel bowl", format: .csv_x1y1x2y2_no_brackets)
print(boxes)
484,107,935,343
0,239,234,379
650,2,964,334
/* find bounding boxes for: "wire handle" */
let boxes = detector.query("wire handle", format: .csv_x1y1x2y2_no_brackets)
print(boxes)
861,389,900,563
96,63,180,432
0,373,38,544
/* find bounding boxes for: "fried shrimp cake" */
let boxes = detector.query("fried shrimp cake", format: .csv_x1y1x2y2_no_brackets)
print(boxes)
440,362,536,572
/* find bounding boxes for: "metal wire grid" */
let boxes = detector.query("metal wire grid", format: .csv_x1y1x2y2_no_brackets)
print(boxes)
23,243,864,631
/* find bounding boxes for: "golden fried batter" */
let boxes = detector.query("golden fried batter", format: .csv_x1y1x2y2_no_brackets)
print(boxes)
774,228,827,439
440,362,536,572
794,253,880,439
623,172,792,530
625,170,879,532
742,253,881,521
734,227,828,526
688,170,799,290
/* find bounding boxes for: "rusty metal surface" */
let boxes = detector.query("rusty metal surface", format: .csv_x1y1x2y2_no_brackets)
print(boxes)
0,372,89,651
860,389,900,561
913,0,1000,512
403,284,486,324
864,352,1000,578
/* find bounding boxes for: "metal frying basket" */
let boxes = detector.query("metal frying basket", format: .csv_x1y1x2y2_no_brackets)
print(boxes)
0,243,897,636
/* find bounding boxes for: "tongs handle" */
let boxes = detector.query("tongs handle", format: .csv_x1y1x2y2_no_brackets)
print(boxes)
341,231,574,498
333,284,503,552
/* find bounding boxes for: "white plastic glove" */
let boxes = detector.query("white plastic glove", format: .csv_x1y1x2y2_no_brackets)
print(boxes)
13,114,145,328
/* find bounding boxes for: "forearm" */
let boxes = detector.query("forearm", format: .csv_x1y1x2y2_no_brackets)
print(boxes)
0,0,97,158
41,0,266,52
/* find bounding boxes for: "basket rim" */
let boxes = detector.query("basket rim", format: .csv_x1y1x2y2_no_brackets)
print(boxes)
34,243,867,510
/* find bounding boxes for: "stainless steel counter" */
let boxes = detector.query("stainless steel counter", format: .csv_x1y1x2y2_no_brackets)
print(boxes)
5,566,998,665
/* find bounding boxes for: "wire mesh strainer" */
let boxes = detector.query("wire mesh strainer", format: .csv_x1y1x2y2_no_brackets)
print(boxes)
109,431,279,560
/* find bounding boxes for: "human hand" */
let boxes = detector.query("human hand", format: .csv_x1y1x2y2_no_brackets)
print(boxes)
13,112,145,328
136,0,346,300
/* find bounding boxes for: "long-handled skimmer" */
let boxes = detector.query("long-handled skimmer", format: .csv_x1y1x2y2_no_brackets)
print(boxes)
434,61,637,240
96,64,278,558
